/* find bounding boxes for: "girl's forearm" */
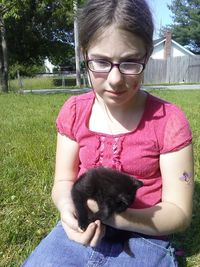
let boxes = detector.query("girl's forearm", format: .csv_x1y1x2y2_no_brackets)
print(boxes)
51,180,74,213
107,202,191,236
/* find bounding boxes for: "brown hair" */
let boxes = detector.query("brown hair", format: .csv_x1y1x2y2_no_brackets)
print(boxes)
78,0,154,57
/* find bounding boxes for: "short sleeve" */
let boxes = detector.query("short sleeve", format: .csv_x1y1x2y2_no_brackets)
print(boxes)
56,96,76,140
160,107,192,153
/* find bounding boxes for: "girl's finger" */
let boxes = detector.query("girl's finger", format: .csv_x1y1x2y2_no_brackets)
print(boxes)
61,211,79,231
80,222,97,246
89,220,105,247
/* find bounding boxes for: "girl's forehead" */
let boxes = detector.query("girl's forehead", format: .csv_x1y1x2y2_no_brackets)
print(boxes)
87,26,146,58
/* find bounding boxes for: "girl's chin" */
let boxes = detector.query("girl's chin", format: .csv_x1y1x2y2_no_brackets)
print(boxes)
95,85,140,101
103,93,138,107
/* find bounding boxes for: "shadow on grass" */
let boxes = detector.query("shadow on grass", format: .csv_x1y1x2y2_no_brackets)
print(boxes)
173,180,200,267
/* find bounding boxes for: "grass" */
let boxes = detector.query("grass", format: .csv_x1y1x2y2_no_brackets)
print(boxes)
0,90,200,267
9,76,200,91
9,77,55,90
9,76,85,91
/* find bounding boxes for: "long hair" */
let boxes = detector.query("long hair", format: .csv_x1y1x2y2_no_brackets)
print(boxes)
78,0,154,57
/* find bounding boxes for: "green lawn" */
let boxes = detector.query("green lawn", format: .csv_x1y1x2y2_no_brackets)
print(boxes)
9,76,85,91
0,90,200,267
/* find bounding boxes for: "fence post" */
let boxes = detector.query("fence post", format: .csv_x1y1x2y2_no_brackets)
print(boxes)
62,74,65,87
166,57,171,84
17,70,23,90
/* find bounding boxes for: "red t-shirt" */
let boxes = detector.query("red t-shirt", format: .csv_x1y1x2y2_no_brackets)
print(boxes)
56,91,192,209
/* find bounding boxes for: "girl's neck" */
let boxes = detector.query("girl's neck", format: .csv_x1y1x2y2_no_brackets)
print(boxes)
91,90,147,134
95,90,146,118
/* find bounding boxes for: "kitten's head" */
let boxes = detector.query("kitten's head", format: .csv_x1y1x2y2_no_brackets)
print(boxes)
115,178,143,213
94,167,143,205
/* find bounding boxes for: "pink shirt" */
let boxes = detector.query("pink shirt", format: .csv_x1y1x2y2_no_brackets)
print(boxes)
56,91,192,209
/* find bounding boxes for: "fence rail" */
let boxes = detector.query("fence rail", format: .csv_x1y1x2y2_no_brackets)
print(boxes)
144,55,200,84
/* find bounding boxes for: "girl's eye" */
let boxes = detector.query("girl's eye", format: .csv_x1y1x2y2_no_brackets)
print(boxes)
95,61,110,67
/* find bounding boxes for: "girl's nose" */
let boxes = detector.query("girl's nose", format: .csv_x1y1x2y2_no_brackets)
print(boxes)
107,65,123,87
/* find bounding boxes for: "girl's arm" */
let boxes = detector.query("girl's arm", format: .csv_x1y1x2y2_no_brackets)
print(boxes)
52,133,79,216
52,133,105,246
104,144,194,235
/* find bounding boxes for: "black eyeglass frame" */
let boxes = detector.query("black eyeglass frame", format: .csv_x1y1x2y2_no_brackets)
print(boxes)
86,55,147,75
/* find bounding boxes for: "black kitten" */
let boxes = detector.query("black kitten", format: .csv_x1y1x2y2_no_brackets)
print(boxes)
71,167,143,231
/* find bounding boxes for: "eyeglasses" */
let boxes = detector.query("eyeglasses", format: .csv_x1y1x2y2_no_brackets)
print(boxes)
86,59,146,75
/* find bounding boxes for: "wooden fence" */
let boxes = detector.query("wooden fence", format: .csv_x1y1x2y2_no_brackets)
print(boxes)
143,55,200,84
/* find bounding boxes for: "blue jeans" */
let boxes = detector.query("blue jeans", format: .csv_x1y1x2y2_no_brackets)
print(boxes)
21,221,178,267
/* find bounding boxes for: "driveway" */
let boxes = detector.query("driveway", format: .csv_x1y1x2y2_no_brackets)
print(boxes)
142,84,200,90
20,84,200,94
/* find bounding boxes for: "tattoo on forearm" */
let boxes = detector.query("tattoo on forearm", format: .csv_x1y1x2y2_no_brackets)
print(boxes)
179,172,192,184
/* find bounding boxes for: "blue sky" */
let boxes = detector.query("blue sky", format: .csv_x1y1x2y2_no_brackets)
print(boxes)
148,0,173,37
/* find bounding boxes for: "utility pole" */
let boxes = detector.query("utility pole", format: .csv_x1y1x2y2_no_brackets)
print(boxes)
73,0,81,87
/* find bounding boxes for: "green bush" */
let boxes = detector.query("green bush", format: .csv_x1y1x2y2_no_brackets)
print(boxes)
9,63,46,79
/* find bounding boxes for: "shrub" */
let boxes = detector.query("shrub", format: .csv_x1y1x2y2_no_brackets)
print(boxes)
9,63,46,79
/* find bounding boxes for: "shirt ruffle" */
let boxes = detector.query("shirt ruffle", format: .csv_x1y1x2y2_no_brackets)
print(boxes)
92,135,125,171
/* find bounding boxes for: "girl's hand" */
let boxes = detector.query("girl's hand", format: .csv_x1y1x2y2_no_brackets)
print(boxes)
60,206,105,247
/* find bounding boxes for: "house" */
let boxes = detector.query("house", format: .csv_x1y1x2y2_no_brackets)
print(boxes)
44,58,56,73
144,31,200,84
152,31,195,59
44,58,75,74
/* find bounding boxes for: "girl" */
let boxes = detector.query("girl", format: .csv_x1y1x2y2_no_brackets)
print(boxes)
21,0,194,266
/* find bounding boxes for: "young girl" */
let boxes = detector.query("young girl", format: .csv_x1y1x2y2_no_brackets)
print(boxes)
21,0,194,266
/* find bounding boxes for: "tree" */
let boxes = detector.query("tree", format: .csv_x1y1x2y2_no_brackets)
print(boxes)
1,0,86,92
5,0,76,66
0,3,11,93
0,11,8,92
0,0,29,92
168,0,200,53
0,1,34,92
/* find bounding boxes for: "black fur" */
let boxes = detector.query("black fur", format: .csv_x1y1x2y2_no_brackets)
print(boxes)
71,167,143,231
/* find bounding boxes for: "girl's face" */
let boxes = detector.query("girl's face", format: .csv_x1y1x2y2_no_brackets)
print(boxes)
86,26,147,107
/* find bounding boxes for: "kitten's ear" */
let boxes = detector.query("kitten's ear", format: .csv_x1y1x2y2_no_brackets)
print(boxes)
133,179,143,189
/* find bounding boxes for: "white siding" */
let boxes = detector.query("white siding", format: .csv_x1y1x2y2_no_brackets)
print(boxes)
151,41,193,59
171,46,186,57
151,44,164,59
44,58,56,73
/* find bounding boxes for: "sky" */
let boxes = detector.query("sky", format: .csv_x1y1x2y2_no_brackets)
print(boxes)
148,0,173,38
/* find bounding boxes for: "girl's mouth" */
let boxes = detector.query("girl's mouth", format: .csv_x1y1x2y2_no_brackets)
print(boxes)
105,90,126,96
